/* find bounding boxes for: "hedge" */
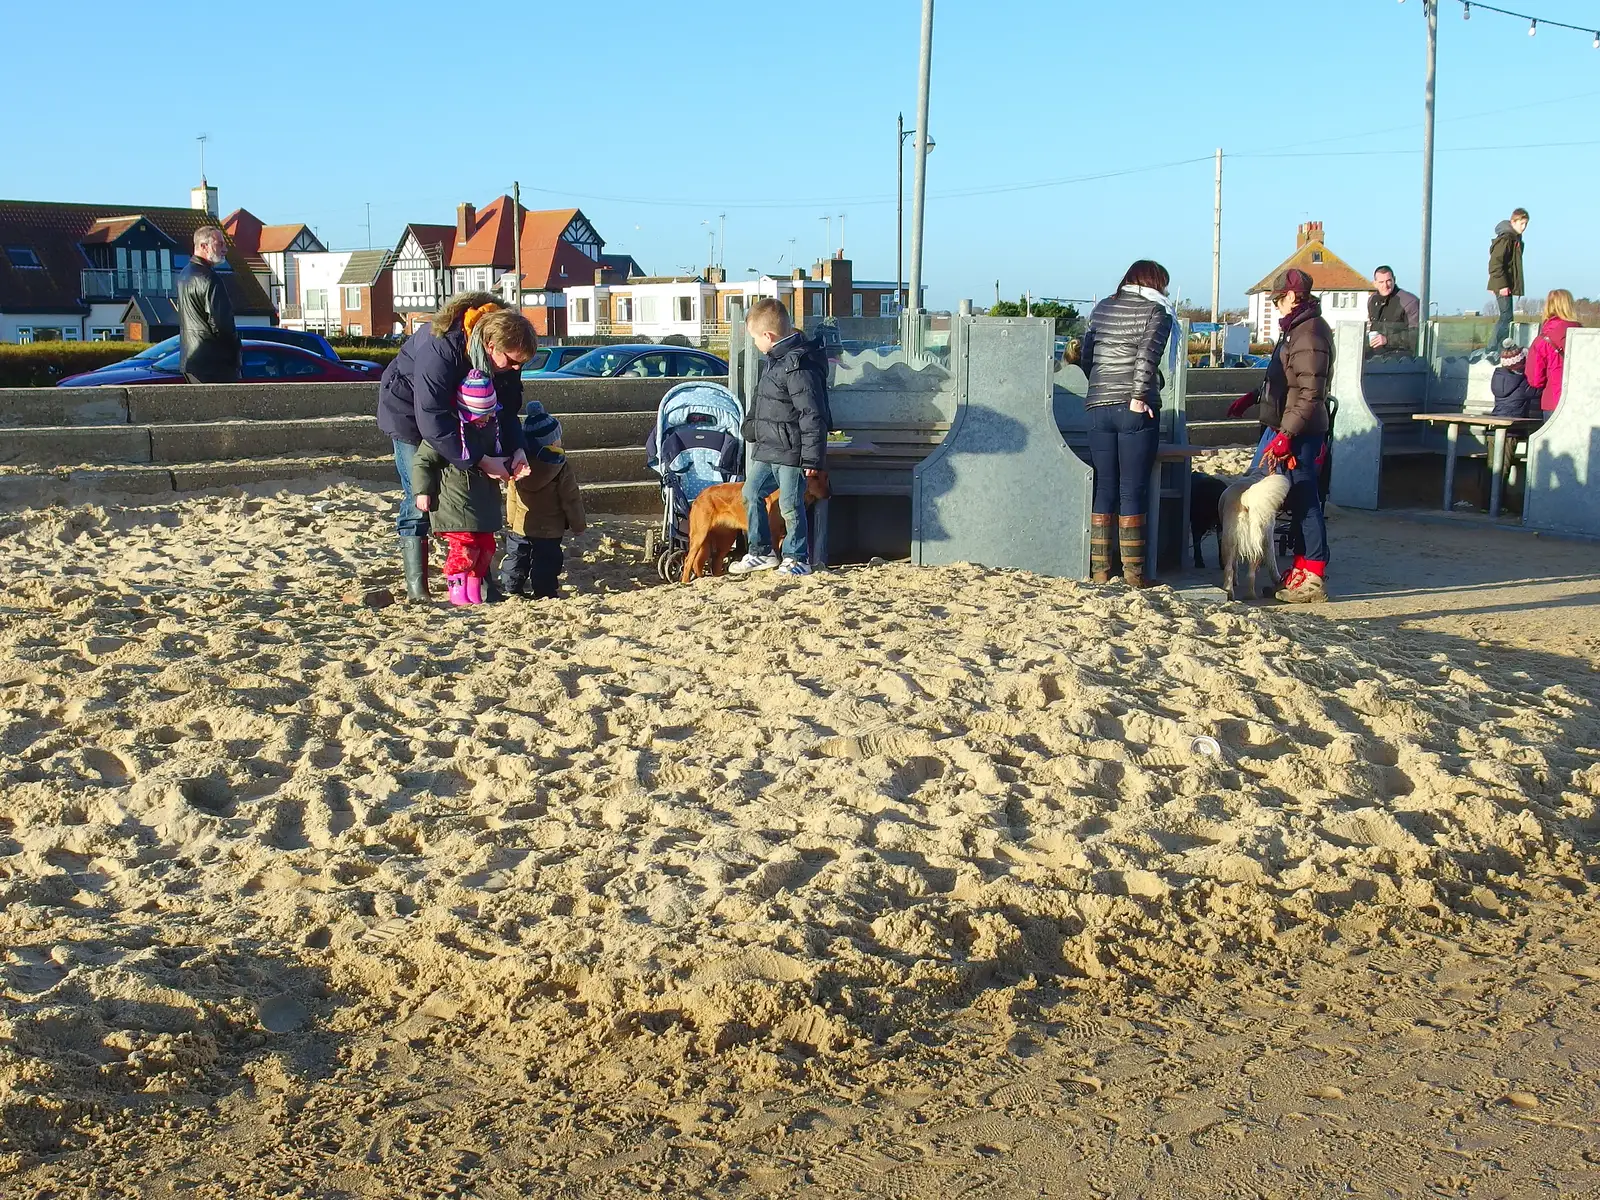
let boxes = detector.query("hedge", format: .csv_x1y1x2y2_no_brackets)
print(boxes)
340,346,400,368
0,342,152,388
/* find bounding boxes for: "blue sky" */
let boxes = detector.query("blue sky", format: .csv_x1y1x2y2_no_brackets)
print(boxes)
4,0,1597,313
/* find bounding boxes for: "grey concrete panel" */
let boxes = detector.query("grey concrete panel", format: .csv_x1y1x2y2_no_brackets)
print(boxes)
530,375,724,415
169,457,397,491
1524,327,1600,537
0,386,130,428
564,446,653,484
0,424,152,467
129,383,378,424
1330,322,1380,510
578,480,660,515
915,316,1093,578
558,411,654,451
149,417,388,463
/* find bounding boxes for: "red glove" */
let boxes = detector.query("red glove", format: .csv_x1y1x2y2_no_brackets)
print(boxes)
1264,431,1292,459
1227,392,1257,418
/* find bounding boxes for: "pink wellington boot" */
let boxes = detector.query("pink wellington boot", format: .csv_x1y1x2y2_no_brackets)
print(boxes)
446,574,469,606
464,574,484,605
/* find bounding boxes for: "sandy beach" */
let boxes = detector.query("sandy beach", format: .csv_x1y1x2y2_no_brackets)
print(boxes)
2,480,1598,1198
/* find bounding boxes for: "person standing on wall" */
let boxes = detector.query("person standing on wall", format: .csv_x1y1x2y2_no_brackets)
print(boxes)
1079,259,1176,588
176,227,240,384
1487,208,1529,359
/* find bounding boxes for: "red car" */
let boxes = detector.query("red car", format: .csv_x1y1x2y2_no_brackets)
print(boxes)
57,340,373,386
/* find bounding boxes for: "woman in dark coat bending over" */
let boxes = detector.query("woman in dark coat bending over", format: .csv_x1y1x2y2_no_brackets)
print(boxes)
377,292,538,602
1079,259,1176,587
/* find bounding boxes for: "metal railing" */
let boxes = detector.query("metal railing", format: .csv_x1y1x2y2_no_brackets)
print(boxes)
80,268,174,298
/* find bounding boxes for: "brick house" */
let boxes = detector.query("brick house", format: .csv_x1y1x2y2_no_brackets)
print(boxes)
390,197,636,337
0,198,274,343
221,209,325,319
337,249,396,338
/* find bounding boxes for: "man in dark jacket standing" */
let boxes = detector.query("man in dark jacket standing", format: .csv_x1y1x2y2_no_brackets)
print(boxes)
728,298,830,577
177,227,240,383
1487,208,1528,356
1366,265,1419,356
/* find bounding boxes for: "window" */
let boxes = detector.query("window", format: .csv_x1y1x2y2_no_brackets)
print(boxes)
725,294,746,323
63,328,80,341
1311,251,1323,264
90,327,125,341
344,287,362,310
623,352,673,378
282,354,320,378
4,246,41,268
674,352,717,377
241,350,282,379
616,297,633,323
27,327,62,342
572,297,591,324
675,295,694,322
305,289,328,313
809,291,823,316
852,293,864,318
348,324,363,337
638,297,657,324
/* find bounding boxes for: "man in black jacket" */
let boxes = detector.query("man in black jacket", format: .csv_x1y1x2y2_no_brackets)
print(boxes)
177,227,240,383
728,298,830,576
1366,266,1419,356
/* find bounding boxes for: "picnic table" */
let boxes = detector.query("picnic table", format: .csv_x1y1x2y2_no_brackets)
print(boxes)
1412,413,1541,519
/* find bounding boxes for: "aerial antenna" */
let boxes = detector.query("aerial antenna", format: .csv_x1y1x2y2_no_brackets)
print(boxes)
197,133,209,182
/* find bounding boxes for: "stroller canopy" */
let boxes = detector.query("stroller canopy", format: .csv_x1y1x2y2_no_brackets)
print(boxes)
647,381,746,505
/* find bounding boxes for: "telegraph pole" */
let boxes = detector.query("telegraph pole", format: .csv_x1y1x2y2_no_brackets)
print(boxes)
1211,148,1222,363
1418,0,1437,359
897,113,905,312
512,181,522,312
907,0,935,316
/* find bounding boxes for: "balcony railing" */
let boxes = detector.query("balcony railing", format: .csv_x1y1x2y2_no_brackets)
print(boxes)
80,268,175,299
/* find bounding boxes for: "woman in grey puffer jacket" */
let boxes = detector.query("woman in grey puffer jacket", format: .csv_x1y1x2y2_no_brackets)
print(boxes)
1077,260,1175,586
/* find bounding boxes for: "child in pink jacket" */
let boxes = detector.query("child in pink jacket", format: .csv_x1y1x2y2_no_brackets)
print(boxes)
1526,288,1582,415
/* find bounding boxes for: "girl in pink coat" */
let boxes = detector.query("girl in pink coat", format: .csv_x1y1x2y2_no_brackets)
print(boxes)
1526,288,1583,415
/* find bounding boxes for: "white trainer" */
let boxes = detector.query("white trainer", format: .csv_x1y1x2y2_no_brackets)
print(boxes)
728,552,779,575
776,558,812,576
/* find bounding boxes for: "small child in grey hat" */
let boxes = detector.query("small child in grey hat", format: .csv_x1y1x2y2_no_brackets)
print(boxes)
501,400,585,598
1489,340,1541,419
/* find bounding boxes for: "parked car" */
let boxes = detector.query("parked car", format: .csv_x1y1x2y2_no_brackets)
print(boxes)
521,345,600,378
544,345,727,380
57,341,376,386
58,327,380,387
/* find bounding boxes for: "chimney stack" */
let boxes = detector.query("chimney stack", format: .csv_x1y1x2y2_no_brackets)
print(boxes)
706,266,725,284
190,180,218,219
456,202,476,246
1296,220,1325,249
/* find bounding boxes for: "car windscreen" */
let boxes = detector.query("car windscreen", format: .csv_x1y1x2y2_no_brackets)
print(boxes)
128,336,179,361
560,348,635,377
152,350,182,372
524,349,551,371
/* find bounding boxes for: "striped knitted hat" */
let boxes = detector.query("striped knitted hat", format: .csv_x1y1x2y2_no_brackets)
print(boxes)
458,370,498,418
522,401,566,464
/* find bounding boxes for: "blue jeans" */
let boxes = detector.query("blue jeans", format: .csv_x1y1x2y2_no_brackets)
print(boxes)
1285,434,1330,566
744,459,808,563
1087,404,1159,516
392,438,429,538
1492,293,1514,353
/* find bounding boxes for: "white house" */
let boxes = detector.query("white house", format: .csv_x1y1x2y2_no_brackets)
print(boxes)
1247,221,1376,343
281,251,353,334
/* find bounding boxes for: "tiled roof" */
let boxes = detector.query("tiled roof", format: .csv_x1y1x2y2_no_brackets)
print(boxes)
338,249,392,286
258,223,314,254
79,216,145,245
0,199,274,316
1248,238,1374,295
402,223,456,269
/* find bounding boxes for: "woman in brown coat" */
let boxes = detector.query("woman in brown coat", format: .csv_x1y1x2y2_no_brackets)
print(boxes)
1256,268,1333,603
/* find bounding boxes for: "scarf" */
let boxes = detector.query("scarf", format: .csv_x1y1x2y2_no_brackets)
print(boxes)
1120,284,1181,373
463,302,500,378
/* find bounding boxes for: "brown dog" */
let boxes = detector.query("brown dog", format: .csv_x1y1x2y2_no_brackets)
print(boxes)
682,471,831,582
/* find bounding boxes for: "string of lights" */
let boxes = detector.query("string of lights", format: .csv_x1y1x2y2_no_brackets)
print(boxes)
1405,0,1600,46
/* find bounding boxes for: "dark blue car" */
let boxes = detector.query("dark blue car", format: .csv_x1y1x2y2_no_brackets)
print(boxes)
545,345,727,380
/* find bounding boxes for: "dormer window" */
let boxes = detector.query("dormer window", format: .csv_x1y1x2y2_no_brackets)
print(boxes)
5,246,41,268
1311,251,1323,264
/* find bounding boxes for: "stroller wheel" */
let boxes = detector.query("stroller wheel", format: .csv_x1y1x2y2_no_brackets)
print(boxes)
662,548,686,582
655,548,673,580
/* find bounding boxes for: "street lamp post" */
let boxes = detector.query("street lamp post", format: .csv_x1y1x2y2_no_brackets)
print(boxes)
1419,0,1438,359
906,0,935,318
897,114,935,315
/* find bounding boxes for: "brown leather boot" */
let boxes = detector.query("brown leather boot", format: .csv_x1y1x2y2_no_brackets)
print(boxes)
1089,513,1115,583
1118,514,1152,588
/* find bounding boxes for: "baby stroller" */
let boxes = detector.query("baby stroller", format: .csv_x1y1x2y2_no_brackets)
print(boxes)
644,380,745,581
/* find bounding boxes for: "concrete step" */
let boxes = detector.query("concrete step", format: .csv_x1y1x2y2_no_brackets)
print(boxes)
0,376,710,429
1187,367,1266,394
1186,393,1258,422
2,411,657,469
1187,419,1265,448
0,454,663,513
